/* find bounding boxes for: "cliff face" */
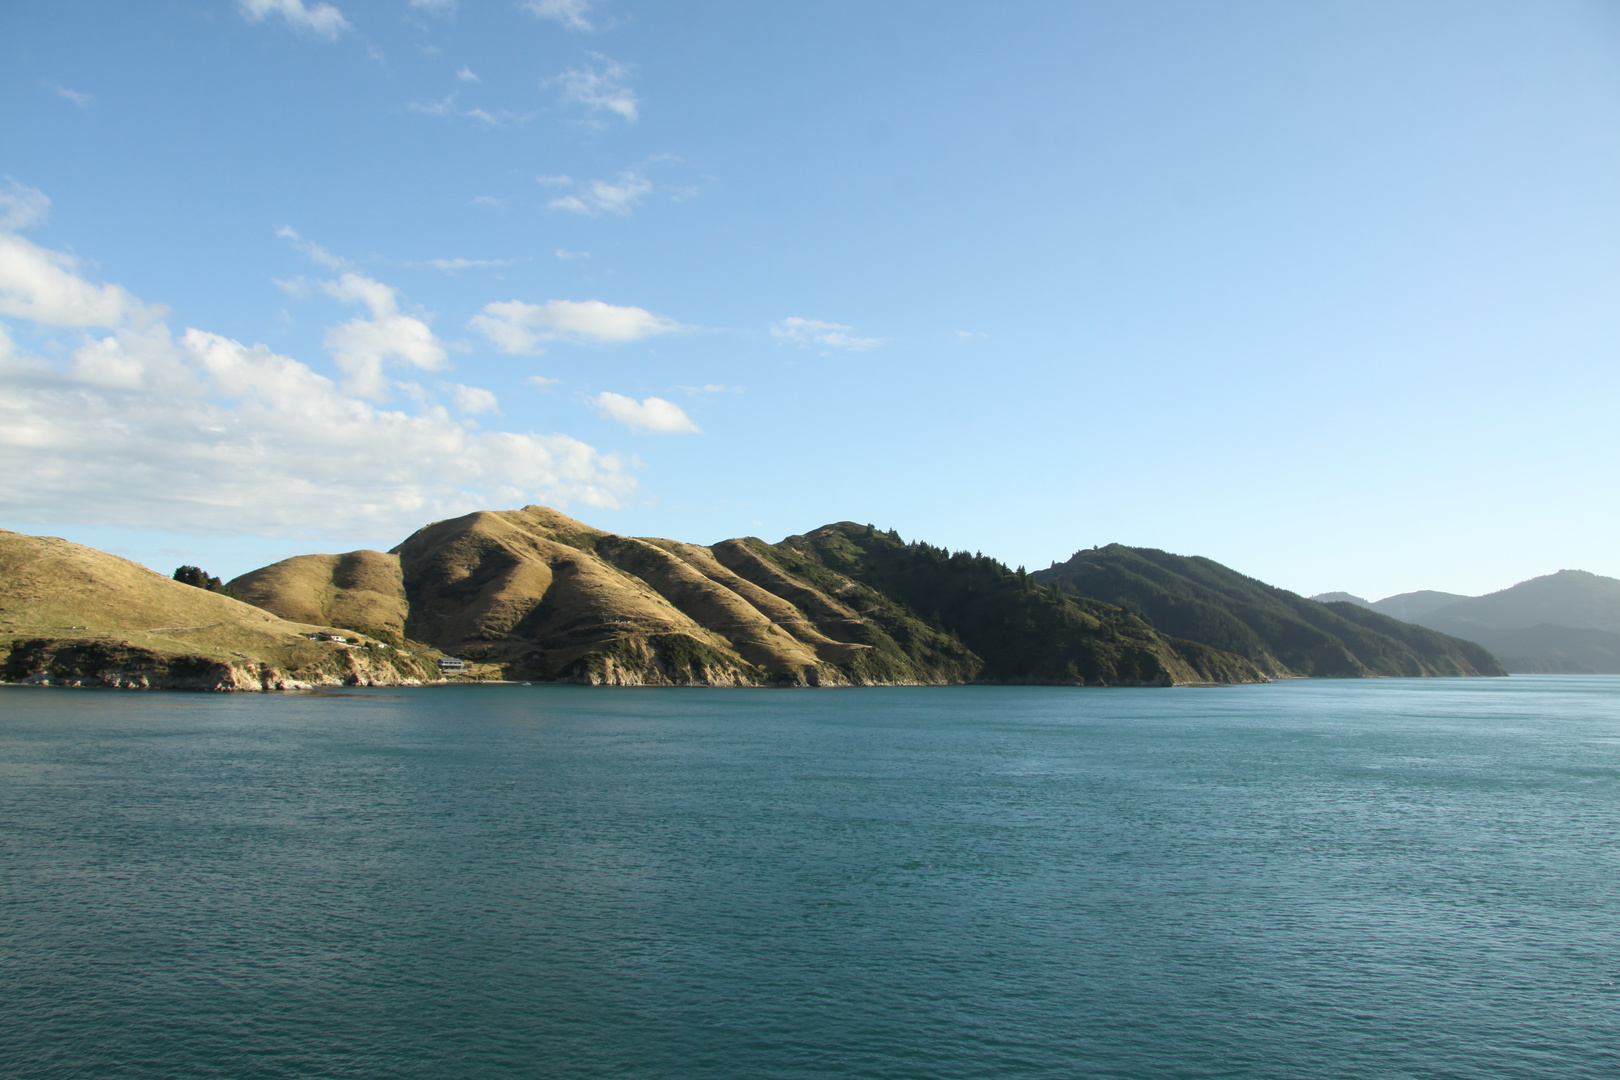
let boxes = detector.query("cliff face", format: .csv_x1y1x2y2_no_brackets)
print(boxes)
0,529,438,691
231,506,1268,688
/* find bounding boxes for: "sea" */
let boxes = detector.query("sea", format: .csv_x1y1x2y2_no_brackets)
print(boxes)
1,676,1616,1080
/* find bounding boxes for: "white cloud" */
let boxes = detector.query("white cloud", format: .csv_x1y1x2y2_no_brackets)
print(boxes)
55,86,93,108
449,383,499,415
547,171,651,216
536,174,573,186
771,316,884,351
276,225,350,271
0,232,157,328
469,299,683,355
592,392,698,434
456,66,479,82
550,55,637,123
409,93,529,127
0,233,633,540
555,249,589,260
409,94,456,117
321,272,448,398
239,0,351,40
524,0,594,31
418,257,517,271
0,179,51,231
527,375,560,390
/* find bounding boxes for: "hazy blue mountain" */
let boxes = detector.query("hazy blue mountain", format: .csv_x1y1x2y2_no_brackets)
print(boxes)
1031,546,1503,679
1417,570,1620,634
1369,590,1470,622
1354,570,1620,674
1446,623,1620,674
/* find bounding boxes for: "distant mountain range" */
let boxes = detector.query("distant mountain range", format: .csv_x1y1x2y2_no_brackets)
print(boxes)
1033,546,1502,679
1310,570,1620,673
2,508,1516,691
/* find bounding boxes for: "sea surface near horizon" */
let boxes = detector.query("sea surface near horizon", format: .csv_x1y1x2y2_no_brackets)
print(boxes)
1,677,1617,1080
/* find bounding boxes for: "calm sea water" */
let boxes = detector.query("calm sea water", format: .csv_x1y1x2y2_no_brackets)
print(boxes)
1,677,1617,1080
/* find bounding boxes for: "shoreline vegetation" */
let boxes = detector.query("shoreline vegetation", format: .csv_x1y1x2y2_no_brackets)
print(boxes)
0,506,1505,692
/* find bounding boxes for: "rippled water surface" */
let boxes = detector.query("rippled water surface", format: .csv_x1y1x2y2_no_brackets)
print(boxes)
2,677,1618,1079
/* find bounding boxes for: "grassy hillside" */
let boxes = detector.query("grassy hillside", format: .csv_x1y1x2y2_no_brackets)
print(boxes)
225,506,1265,687
0,529,438,690
1033,545,1504,678
229,550,409,643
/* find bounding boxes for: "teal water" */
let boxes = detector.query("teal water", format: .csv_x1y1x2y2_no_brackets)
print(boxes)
1,677,1617,1079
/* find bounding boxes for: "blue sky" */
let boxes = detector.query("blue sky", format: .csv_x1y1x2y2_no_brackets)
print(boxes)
2,0,1617,600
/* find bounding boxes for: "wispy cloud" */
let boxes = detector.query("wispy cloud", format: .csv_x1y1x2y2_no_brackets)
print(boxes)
592,392,698,434
456,66,479,82
54,86,93,108
549,54,637,124
276,225,350,271
0,178,51,231
527,375,561,390
555,249,589,260
410,0,457,15
416,257,518,272
471,195,505,210
238,0,350,40
469,299,684,355
409,92,530,127
524,0,595,32
546,171,651,216
771,317,884,351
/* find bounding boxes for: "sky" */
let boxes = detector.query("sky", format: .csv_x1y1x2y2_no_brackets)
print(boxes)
2,0,1618,601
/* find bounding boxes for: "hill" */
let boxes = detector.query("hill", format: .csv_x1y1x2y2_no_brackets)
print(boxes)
0,529,438,690
1411,570,1620,635
1372,570,1620,674
1366,590,1470,622
1032,545,1504,678
230,550,409,643
230,507,1267,687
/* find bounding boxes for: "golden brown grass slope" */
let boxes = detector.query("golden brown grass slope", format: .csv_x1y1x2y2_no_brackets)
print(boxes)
0,529,436,690
337,505,1263,686
229,550,408,642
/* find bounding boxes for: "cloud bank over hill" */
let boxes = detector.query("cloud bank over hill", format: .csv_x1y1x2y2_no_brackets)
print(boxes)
0,183,633,540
